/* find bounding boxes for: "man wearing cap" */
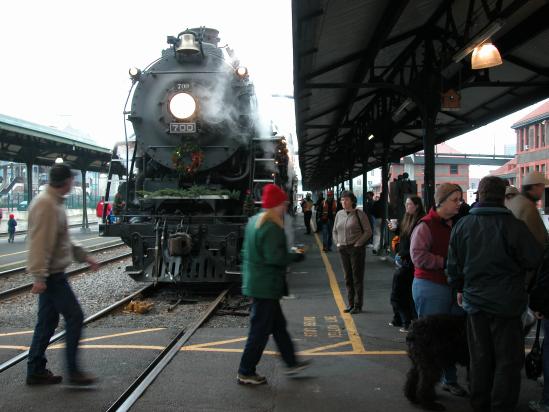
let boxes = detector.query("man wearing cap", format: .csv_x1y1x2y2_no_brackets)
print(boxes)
26,164,98,386
410,182,467,397
321,190,337,251
507,172,549,292
300,193,314,234
237,184,309,385
447,176,543,412
507,171,549,247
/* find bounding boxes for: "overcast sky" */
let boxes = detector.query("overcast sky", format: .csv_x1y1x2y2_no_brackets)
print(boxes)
1,1,546,179
0,0,295,148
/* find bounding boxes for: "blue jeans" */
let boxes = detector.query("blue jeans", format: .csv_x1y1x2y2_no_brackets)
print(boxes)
412,277,464,384
238,298,297,375
543,319,549,405
27,273,84,376
322,220,334,250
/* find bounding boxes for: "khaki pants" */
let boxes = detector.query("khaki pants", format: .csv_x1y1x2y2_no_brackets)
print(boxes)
338,245,366,309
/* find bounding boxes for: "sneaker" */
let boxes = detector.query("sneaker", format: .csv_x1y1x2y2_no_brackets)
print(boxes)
343,306,354,313
529,401,549,412
68,371,97,386
237,373,267,385
26,369,63,385
441,382,468,397
350,307,362,314
284,360,311,376
399,327,409,333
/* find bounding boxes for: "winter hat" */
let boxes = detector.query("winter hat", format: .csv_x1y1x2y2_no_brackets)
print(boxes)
9,214,14,219
262,184,288,209
434,183,461,208
522,171,549,186
505,186,519,196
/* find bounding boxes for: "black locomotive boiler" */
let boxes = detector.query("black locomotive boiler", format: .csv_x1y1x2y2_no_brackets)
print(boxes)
100,27,290,284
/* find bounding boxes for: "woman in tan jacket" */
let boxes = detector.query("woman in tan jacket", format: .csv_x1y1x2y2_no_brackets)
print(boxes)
332,191,372,313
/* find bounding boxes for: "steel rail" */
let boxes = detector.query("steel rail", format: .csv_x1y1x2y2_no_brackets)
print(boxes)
0,284,153,373
107,287,231,412
0,242,126,278
0,251,131,300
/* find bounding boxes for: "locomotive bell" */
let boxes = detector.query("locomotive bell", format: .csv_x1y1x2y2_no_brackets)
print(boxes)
176,33,200,55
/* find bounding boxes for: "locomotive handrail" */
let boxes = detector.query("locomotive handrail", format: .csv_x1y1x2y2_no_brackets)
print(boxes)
148,70,228,74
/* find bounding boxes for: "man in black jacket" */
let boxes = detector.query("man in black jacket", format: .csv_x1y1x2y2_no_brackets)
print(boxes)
447,176,543,412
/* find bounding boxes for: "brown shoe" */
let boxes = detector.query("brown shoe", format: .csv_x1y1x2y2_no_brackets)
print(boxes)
26,369,63,385
68,371,97,386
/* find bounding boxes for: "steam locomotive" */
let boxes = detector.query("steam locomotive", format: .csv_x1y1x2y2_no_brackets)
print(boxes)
99,27,291,284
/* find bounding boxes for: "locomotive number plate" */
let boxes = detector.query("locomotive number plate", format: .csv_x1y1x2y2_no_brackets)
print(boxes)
170,122,196,134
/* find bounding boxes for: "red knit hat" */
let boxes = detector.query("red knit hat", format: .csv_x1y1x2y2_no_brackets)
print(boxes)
262,184,288,209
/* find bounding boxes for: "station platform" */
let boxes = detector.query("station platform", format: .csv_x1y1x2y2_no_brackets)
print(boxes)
0,216,543,411
0,209,99,234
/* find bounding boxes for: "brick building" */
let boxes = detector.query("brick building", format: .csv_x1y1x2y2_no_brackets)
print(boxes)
387,142,470,202
511,101,549,187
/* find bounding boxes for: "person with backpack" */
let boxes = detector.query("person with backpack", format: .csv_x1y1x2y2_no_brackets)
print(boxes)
333,191,372,314
387,196,425,331
320,190,338,251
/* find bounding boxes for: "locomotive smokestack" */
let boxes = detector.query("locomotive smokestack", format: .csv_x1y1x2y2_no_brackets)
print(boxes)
190,27,220,46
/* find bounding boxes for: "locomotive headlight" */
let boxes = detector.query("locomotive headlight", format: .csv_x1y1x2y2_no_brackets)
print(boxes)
236,66,248,78
129,67,141,78
169,92,196,119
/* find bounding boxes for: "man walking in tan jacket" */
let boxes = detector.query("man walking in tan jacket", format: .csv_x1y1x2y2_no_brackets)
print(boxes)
506,171,549,289
26,163,99,386
506,171,549,247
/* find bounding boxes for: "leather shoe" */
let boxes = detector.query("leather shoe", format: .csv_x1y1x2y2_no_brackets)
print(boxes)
441,382,468,397
350,307,362,314
343,306,353,313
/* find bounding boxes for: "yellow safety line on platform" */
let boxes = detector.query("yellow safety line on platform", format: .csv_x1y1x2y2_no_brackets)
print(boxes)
300,341,351,354
0,330,33,337
79,328,165,343
364,351,407,355
313,233,366,354
0,343,407,356
182,337,247,350
50,344,165,350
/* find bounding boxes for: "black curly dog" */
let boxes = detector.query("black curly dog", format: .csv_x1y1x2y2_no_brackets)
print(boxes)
404,314,469,411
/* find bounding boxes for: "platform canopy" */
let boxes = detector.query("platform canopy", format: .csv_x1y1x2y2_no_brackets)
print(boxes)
292,0,549,190
0,113,112,172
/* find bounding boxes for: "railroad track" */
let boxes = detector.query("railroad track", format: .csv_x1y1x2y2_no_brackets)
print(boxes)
0,284,154,374
107,287,231,412
0,249,131,300
0,241,126,278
